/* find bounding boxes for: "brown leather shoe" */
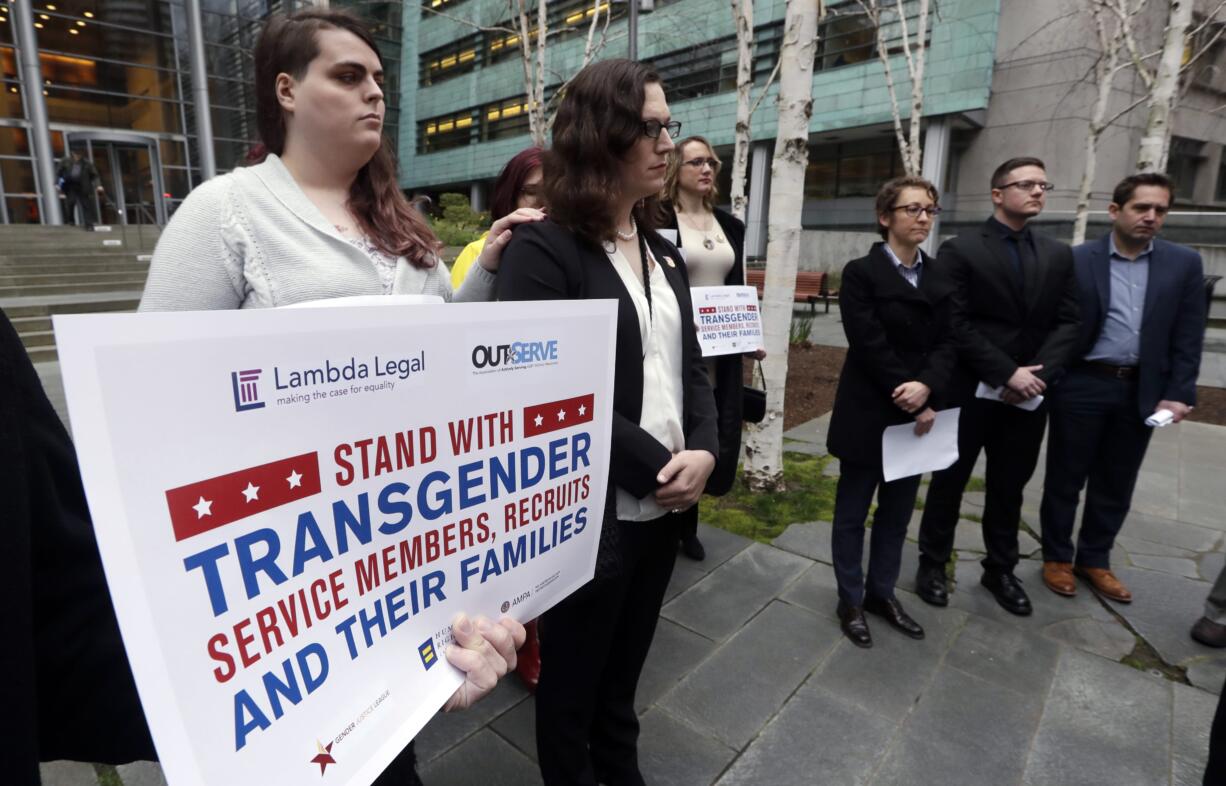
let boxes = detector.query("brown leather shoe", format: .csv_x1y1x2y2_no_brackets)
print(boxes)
1042,562,1076,596
1074,566,1132,603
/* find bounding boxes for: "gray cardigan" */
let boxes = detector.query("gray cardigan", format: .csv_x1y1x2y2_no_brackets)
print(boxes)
139,153,495,311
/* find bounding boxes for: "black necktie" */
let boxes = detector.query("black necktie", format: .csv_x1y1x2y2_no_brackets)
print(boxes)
1007,230,1034,291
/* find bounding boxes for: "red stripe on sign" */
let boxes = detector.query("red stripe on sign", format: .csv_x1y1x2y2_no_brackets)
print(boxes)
698,306,716,314
165,452,322,541
523,394,595,438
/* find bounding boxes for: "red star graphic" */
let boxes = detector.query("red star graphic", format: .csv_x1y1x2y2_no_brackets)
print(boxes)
310,740,337,775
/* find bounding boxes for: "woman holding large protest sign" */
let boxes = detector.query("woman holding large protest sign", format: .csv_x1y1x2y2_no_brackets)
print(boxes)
139,9,542,311
132,10,529,784
497,59,719,785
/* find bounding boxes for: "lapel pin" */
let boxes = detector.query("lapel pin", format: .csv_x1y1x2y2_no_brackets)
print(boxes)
663,256,676,268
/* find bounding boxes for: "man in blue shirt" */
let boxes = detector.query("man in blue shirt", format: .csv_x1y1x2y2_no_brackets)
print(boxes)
1038,173,1206,603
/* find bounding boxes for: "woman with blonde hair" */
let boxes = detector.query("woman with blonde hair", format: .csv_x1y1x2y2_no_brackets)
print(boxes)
658,135,762,562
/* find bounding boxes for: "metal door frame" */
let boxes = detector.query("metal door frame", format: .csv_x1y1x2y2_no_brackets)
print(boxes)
64,130,167,225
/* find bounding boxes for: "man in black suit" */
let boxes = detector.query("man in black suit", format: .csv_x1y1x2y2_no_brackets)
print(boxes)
915,157,1081,615
1039,173,1205,603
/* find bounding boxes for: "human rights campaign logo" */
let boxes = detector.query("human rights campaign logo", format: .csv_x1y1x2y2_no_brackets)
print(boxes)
419,638,437,670
231,369,266,412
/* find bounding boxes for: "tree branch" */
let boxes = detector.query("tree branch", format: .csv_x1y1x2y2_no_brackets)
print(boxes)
416,3,516,35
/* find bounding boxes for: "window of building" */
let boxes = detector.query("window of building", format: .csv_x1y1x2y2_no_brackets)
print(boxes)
484,95,532,141
1216,157,1226,203
819,10,875,69
1168,136,1204,201
803,138,904,200
419,108,480,153
419,34,482,86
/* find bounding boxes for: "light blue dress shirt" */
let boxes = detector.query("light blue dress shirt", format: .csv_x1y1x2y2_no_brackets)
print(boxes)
882,243,922,288
1085,234,1151,365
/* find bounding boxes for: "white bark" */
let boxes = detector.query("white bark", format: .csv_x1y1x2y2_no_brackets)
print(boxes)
741,0,821,491
1136,0,1193,172
1073,0,1138,244
858,0,929,174
729,0,755,224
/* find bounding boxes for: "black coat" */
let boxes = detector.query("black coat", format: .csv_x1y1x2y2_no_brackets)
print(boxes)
1,309,155,784
941,219,1082,401
496,219,719,567
826,244,958,467
659,204,746,496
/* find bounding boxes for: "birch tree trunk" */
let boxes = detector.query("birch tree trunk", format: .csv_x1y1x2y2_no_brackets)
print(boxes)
1074,1,1124,245
741,0,821,491
860,0,928,175
1137,0,1193,172
729,0,755,224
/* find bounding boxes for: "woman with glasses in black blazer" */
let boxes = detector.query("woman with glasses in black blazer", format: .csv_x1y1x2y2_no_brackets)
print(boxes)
497,59,718,786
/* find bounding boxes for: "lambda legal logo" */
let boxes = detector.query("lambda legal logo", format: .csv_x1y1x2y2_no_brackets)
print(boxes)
231,369,266,412
418,638,437,670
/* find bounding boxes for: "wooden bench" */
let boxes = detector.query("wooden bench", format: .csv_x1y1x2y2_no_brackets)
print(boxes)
745,269,838,314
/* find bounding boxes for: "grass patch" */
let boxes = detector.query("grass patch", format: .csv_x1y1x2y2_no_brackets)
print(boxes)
95,765,122,786
965,476,987,492
699,451,838,543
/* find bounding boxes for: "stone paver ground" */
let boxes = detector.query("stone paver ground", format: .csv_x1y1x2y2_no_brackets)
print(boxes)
43,412,1226,785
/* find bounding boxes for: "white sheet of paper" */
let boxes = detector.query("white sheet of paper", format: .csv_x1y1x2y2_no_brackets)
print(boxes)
284,294,444,309
974,381,1043,412
881,407,961,483
691,285,764,357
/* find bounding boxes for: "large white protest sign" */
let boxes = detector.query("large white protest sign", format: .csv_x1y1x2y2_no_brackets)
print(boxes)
54,301,616,786
691,285,764,357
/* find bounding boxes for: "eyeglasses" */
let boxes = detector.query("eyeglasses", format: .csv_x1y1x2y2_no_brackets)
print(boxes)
996,180,1055,193
890,204,942,217
683,157,720,170
642,120,682,140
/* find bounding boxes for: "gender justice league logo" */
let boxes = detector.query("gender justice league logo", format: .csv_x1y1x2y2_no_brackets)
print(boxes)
310,739,337,775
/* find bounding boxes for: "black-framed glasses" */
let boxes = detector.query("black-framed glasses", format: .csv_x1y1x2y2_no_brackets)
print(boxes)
890,204,942,217
642,120,682,140
683,157,720,170
996,180,1055,193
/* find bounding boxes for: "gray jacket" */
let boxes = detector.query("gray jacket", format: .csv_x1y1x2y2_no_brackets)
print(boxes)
140,153,495,311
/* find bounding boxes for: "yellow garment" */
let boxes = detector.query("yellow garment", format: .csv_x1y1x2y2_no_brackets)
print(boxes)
450,232,489,290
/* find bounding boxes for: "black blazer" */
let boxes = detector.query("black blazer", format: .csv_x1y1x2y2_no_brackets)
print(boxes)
1,309,155,784
497,219,719,502
1070,234,1206,415
826,244,958,467
941,218,1081,400
660,204,746,495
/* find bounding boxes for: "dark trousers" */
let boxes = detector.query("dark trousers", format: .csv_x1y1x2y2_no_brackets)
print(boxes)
536,514,682,786
1207,678,1226,786
919,396,1047,573
1039,368,1153,568
832,460,921,606
63,185,96,228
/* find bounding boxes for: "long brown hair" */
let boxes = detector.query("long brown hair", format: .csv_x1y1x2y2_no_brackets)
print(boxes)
254,10,440,268
544,59,663,246
663,136,721,213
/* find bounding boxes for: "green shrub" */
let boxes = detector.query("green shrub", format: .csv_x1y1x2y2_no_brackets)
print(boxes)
430,192,489,246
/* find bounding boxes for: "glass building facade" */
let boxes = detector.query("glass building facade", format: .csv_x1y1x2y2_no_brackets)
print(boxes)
0,0,401,224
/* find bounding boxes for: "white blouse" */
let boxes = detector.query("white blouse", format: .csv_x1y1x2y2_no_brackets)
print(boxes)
676,211,736,287
607,242,685,522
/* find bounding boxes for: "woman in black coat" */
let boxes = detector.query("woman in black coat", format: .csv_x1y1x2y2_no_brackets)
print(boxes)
658,135,762,561
497,60,718,786
826,176,957,648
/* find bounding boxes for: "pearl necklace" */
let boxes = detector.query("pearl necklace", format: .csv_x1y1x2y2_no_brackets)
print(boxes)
615,217,638,241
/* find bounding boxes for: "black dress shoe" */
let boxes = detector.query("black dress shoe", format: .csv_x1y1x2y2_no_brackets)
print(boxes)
981,570,1033,616
837,600,873,648
680,533,706,561
864,595,925,639
1192,617,1226,648
915,563,949,607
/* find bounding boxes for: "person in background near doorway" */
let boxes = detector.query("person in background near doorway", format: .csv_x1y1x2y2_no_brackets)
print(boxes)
826,176,956,648
915,156,1081,617
451,147,545,290
658,135,764,562
55,150,105,231
1038,173,1205,603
